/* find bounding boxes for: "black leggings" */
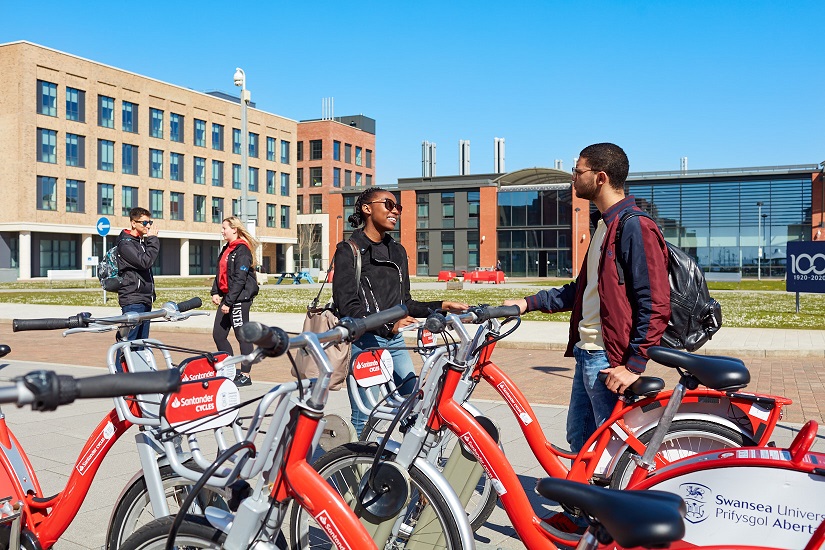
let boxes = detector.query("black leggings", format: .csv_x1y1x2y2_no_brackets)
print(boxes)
212,301,253,372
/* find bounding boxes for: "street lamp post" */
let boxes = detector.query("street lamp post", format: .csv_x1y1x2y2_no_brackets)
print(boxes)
233,68,250,225
574,207,581,277
756,201,763,281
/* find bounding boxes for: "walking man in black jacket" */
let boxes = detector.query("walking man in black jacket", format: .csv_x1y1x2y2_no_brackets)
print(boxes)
115,207,160,341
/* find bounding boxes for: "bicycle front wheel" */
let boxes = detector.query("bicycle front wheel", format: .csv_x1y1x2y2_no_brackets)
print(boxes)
290,442,463,550
118,515,225,550
361,416,497,531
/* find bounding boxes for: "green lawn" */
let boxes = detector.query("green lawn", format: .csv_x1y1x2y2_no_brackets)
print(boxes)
0,277,822,329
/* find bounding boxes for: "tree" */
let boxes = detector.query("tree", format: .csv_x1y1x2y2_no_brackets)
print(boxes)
296,223,322,271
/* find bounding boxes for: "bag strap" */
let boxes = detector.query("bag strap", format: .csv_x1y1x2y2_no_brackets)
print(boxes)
614,210,654,286
310,239,360,311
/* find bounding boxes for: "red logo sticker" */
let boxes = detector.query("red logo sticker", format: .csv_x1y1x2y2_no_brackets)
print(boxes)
352,349,393,388
162,378,240,433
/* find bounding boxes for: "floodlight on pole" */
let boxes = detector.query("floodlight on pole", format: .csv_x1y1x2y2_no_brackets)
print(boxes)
234,68,250,225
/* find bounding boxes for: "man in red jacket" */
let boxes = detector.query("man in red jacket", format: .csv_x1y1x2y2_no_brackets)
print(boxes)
505,143,670,536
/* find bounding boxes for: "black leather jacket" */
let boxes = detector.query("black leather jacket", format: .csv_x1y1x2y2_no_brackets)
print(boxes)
211,241,259,306
114,230,159,307
332,229,441,339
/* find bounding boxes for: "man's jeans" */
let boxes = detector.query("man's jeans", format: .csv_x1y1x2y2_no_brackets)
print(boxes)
347,332,416,436
115,302,152,370
567,347,619,454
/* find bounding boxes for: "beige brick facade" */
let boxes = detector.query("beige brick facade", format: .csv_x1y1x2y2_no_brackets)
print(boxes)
0,41,298,278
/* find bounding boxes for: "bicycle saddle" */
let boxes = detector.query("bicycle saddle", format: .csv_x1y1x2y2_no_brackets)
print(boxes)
536,477,685,548
648,346,750,391
0,345,9,358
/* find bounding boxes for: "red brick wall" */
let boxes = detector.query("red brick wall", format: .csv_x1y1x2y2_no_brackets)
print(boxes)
813,172,824,241
399,189,417,275
479,186,498,268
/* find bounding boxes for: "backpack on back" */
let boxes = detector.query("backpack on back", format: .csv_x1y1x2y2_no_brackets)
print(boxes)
615,211,722,352
98,244,123,292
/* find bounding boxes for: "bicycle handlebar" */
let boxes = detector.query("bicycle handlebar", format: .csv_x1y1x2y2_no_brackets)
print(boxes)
338,305,409,342
468,305,521,322
12,298,203,333
0,369,181,412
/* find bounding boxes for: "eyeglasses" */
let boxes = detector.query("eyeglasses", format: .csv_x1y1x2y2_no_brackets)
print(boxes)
138,220,154,227
572,167,600,178
366,198,403,213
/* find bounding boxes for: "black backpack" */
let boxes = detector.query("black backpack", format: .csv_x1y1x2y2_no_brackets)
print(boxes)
615,211,722,352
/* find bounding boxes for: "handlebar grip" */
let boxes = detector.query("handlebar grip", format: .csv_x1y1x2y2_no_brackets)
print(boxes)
340,305,408,342
424,312,448,333
473,305,522,322
74,369,182,400
13,313,91,332
176,297,203,312
238,322,290,357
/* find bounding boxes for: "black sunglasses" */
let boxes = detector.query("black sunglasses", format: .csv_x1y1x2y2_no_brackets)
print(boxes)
138,220,154,227
366,198,402,213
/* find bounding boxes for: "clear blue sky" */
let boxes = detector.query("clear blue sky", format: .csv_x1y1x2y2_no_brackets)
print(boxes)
3,1,823,184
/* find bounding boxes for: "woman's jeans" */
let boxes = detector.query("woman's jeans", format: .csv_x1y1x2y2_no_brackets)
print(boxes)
567,346,619,453
347,332,416,436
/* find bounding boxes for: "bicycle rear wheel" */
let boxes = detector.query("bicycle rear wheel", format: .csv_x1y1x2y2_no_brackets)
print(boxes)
290,442,463,550
610,420,754,489
361,416,497,531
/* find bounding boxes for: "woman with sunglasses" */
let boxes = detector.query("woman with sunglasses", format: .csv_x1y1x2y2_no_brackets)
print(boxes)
332,187,468,435
211,216,261,387
113,207,160,342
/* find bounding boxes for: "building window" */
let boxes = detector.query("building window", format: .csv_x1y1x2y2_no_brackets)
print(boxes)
232,164,241,189
266,170,275,194
193,194,206,222
366,174,372,186
441,231,455,269
442,191,455,229
417,194,429,228
122,101,137,133
150,149,163,178
355,172,362,186
194,157,206,184
212,197,224,223
296,141,303,161
267,136,276,161
170,152,183,181
280,205,290,229
468,190,480,228
333,141,341,161
37,80,57,116
249,132,259,158
280,173,290,196
170,192,184,220
212,123,224,150
98,96,115,128
310,167,323,187
309,140,323,160
170,113,184,143
66,87,85,122
122,186,138,216
66,179,84,213
467,230,479,268
281,139,291,163
122,143,137,175
37,129,57,163
149,189,163,219
194,119,206,147
333,168,341,188
310,194,322,214
232,199,239,216
212,160,224,187
150,108,164,138
37,176,57,210
266,204,276,227
345,170,352,187
98,139,114,172
417,231,429,275
366,149,372,168
344,143,352,163
233,128,241,154
66,133,85,167
296,168,303,188
296,196,304,214
98,183,114,215
249,167,259,192
355,146,362,166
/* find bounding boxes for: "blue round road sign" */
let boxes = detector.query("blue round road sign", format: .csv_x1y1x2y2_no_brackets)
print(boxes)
96,217,111,237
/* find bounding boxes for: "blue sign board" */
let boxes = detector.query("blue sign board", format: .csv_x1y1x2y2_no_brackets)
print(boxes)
96,217,111,237
786,241,825,293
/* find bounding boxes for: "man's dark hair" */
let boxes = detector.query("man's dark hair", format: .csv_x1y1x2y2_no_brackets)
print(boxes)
129,207,151,221
348,187,386,228
579,143,629,191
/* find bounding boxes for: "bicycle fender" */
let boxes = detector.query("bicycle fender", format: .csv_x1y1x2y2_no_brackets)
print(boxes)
412,457,476,550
